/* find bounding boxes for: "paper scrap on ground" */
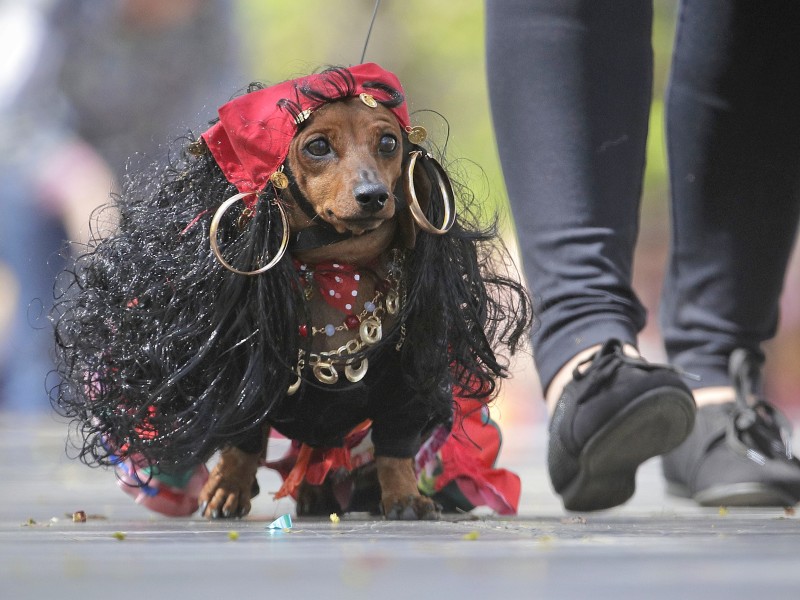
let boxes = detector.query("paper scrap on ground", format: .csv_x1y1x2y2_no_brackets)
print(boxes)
267,514,293,530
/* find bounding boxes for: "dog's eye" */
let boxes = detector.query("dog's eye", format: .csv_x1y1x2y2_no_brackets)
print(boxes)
378,135,397,154
305,138,331,157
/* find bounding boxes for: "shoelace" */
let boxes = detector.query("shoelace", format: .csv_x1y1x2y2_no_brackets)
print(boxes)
725,348,795,464
572,339,692,402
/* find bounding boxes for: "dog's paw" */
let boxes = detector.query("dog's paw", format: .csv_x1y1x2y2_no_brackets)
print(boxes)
198,447,260,519
382,494,440,521
375,455,440,520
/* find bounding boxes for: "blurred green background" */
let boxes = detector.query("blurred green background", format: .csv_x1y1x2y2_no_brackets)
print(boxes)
237,0,674,216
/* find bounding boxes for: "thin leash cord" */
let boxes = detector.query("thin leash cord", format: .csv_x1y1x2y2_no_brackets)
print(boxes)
360,0,382,63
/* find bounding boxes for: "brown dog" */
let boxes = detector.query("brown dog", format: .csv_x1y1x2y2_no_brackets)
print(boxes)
53,64,530,522
198,98,438,520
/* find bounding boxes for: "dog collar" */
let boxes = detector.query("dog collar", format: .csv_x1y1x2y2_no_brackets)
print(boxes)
289,227,353,252
281,160,354,251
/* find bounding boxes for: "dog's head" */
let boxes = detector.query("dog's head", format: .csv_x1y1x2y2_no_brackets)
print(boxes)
283,96,407,263
287,97,403,236
202,64,430,264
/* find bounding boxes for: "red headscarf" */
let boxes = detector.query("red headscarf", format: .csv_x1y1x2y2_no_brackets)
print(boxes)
201,63,410,204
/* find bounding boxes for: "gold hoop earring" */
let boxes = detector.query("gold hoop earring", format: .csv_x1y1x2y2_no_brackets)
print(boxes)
209,192,289,276
403,150,456,235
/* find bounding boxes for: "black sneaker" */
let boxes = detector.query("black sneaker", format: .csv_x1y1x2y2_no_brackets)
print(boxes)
662,349,800,506
548,339,696,511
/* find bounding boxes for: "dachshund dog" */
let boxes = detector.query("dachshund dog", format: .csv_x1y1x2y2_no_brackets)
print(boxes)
52,64,531,520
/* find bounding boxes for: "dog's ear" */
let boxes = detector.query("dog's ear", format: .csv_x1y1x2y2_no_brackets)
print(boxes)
396,146,434,249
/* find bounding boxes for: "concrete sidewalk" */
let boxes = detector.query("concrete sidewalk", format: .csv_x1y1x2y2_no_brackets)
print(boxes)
2,412,800,600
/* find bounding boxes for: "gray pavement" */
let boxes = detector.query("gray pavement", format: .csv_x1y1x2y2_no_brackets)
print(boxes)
2,411,800,600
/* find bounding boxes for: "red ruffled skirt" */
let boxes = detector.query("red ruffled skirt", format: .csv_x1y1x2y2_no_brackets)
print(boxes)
266,395,520,515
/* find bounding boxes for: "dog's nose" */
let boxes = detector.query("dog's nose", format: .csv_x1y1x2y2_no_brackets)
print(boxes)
353,182,389,213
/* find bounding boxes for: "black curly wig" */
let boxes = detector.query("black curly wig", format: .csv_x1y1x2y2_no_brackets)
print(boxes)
51,66,532,475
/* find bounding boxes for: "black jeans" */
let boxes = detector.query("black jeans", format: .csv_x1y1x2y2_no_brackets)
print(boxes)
486,0,800,393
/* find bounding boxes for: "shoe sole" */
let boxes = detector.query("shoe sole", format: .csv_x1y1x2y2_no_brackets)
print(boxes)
561,386,695,512
667,481,798,507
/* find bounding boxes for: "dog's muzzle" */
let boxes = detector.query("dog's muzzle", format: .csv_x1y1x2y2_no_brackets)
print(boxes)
353,181,390,213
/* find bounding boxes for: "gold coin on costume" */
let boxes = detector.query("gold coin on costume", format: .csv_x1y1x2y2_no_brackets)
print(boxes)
287,375,301,395
270,171,289,189
385,289,399,315
313,362,339,385
407,126,427,145
345,358,368,383
359,316,382,345
359,93,378,108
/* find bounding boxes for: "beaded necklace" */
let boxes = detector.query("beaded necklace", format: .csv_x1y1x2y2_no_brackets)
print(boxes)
287,250,405,393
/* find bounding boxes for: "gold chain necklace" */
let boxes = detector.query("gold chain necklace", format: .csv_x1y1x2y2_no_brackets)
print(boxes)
287,251,405,394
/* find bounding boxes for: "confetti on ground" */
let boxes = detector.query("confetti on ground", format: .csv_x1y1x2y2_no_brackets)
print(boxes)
21,518,57,528
112,532,126,540
228,531,239,541
462,531,479,541
718,507,729,516
267,514,293,531
72,511,87,523
64,510,108,523
329,513,340,524
538,535,554,545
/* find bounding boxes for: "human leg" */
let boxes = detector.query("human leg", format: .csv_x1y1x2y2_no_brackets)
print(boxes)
486,0,655,394
661,0,800,505
486,0,695,511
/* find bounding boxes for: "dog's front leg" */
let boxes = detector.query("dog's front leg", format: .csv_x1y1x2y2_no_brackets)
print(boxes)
198,425,268,519
376,456,440,520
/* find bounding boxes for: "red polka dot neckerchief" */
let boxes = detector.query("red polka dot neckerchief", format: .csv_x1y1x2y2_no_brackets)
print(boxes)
293,259,396,338
297,261,368,316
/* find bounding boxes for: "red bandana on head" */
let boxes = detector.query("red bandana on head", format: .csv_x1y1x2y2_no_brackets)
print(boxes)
201,63,411,207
